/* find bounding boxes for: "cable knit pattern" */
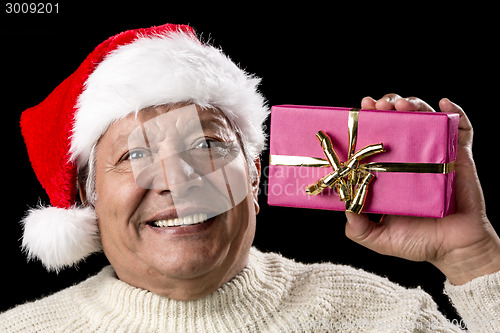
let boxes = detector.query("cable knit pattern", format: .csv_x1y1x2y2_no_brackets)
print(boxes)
1,248,498,332
445,272,500,332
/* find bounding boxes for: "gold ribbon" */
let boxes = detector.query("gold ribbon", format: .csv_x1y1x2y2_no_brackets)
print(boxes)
269,108,455,214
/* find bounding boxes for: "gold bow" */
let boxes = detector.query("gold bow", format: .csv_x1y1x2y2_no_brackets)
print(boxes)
305,109,385,213
270,108,455,214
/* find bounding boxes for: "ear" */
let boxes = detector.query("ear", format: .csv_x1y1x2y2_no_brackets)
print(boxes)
251,157,261,214
77,179,88,206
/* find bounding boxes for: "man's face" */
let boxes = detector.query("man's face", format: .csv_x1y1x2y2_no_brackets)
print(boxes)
93,104,259,300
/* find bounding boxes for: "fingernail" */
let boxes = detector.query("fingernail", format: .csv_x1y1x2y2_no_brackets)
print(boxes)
345,211,355,224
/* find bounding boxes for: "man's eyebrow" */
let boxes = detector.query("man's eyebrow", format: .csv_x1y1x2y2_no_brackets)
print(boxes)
198,116,230,132
113,132,132,148
115,125,150,147
111,112,231,149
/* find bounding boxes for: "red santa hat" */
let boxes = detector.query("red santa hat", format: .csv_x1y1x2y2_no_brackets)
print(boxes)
20,23,269,272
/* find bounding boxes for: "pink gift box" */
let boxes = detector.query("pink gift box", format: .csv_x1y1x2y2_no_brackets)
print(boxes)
267,105,459,218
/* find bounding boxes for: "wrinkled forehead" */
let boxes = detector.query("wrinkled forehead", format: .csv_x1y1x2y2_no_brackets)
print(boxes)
109,104,237,147
137,104,230,128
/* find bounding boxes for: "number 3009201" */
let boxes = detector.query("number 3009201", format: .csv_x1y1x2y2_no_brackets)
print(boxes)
6,3,59,14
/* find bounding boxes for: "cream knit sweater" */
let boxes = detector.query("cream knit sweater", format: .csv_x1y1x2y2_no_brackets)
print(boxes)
1,247,499,332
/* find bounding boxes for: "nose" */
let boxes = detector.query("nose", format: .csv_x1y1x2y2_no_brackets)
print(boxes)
134,154,203,197
156,155,203,197
165,155,205,197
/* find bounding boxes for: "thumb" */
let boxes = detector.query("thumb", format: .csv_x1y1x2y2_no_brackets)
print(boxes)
345,212,383,250
345,211,371,242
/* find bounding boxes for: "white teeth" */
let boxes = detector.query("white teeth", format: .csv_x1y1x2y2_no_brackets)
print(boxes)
152,213,209,228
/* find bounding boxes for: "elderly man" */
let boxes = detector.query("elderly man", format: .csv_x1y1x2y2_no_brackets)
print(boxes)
2,23,500,332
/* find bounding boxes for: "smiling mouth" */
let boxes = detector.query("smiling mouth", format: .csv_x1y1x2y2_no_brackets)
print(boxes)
148,213,210,228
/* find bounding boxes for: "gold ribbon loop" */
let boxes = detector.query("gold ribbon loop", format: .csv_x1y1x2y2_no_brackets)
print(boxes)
347,172,374,214
305,129,385,213
317,131,342,171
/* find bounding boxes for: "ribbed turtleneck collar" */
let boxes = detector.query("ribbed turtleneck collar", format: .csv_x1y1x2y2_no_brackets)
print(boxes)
74,248,295,332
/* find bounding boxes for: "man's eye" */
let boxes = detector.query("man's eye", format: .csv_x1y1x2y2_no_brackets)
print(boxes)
195,140,211,149
195,140,227,149
127,148,151,160
194,139,230,151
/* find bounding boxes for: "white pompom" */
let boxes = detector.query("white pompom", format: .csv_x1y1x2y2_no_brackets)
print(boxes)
21,205,102,272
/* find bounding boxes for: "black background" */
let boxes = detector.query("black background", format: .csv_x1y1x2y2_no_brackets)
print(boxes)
1,1,498,322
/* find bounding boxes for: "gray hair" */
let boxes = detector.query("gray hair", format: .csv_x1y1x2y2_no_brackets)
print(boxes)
77,144,98,206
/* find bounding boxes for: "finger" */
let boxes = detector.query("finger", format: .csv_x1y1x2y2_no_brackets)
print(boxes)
375,93,402,110
394,97,435,112
361,96,377,109
345,212,384,249
439,98,472,131
345,212,373,242
345,212,394,257
439,98,473,149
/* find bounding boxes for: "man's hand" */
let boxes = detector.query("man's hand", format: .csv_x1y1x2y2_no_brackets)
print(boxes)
345,93,500,285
